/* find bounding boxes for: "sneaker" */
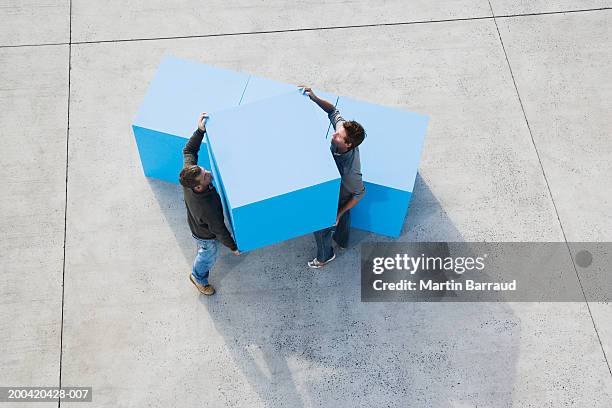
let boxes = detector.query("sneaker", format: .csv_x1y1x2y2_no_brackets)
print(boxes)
307,253,336,269
189,274,215,296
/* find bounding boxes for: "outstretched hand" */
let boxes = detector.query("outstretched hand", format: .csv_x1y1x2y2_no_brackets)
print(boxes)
298,85,316,100
198,112,208,132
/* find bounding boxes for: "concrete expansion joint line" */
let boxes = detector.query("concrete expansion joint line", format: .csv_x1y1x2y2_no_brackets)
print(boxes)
0,7,610,49
487,0,612,382
58,1,72,407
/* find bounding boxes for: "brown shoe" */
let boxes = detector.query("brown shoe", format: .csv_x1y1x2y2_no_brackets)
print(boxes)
190,274,215,296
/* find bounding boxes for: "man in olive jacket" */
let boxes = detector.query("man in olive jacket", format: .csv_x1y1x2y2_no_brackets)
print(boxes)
180,112,240,296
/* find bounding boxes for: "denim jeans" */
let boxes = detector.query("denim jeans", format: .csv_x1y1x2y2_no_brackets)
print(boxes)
192,236,218,286
313,210,350,262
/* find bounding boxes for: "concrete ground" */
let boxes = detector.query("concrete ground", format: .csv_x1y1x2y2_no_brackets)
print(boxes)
1,1,611,407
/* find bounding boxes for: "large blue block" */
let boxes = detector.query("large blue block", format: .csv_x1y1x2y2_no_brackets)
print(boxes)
205,90,341,251
132,56,250,183
133,56,430,247
333,97,429,237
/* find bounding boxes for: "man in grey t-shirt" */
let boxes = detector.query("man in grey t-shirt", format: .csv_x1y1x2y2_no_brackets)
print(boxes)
300,86,366,268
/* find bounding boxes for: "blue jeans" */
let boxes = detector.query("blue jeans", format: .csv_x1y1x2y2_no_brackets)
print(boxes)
313,210,350,262
192,236,218,286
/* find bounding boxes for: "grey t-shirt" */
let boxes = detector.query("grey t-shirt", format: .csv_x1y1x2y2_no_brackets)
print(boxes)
328,109,365,207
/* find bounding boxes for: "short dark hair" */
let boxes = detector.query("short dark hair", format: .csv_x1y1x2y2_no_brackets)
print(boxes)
343,120,366,149
179,165,202,188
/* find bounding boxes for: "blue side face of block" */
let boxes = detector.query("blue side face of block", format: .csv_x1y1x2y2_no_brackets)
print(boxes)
350,182,413,238
231,179,340,252
132,125,211,183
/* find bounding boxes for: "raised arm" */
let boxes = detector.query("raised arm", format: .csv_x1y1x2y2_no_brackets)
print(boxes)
182,112,208,166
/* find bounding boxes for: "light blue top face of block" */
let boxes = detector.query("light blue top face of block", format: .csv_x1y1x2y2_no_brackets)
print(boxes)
205,90,339,209
133,56,250,138
335,97,429,192
241,78,338,137
240,76,296,106
241,77,339,109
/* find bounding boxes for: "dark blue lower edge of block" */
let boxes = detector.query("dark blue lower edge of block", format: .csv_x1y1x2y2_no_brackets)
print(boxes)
231,179,341,252
350,181,412,238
